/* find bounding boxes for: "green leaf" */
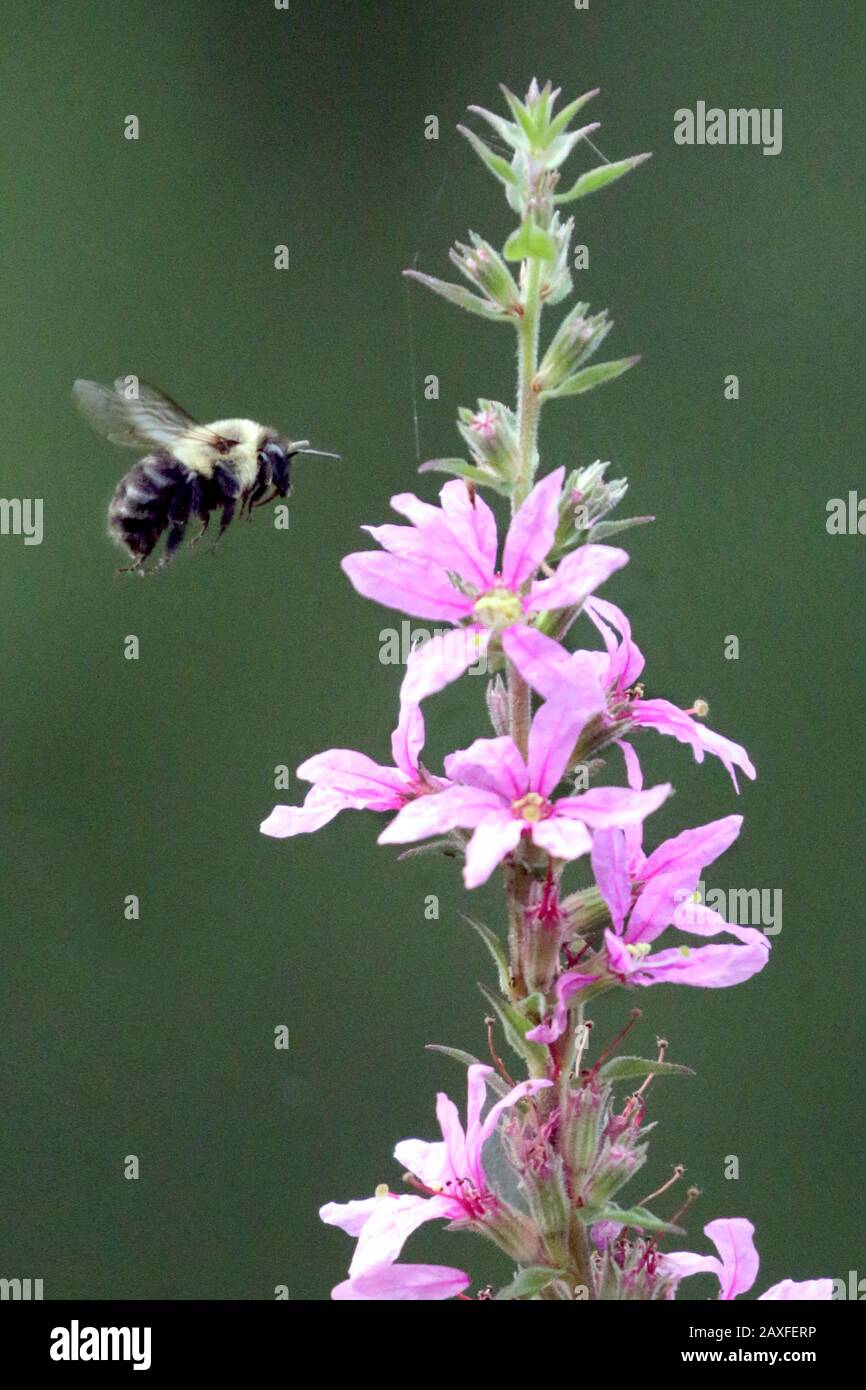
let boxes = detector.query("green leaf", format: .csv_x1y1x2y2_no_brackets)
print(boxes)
598,1055,695,1084
503,216,557,263
555,152,652,204
417,458,510,495
499,85,537,144
547,87,600,140
456,125,518,187
587,516,655,543
396,838,462,861
466,103,522,151
495,1266,566,1300
582,1203,684,1236
542,356,640,400
479,983,549,1075
426,1044,509,1098
403,269,508,322
463,915,512,995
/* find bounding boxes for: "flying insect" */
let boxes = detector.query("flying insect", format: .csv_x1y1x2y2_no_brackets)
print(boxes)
73,377,337,574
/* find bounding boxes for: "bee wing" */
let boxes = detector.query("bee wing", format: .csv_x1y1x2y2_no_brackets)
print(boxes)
72,378,225,450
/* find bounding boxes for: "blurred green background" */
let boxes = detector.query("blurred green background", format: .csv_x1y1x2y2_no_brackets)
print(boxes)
0,0,863,1300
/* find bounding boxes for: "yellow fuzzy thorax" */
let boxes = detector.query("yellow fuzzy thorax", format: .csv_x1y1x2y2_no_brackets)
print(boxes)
173,418,267,488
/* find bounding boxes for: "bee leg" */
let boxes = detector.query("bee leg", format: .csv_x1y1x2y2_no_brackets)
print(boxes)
251,487,278,512
209,499,236,554
115,556,147,578
149,518,189,574
190,514,211,547
245,480,270,521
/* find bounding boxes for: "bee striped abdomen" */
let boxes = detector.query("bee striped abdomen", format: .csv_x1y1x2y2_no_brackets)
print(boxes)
108,452,195,560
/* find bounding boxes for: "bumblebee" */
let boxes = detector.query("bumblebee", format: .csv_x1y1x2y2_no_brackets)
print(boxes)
73,377,337,573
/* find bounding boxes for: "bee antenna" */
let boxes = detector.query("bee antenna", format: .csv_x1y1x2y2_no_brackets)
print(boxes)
292,447,342,461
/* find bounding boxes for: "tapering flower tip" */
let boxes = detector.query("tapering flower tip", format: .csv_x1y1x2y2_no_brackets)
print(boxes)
449,233,520,312
457,398,520,483
485,674,510,736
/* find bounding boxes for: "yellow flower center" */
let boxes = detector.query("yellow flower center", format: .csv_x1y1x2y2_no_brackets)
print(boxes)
474,586,523,631
626,942,652,960
512,791,549,822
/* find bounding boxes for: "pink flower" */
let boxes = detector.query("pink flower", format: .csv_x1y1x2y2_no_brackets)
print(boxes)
320,1064,551,1298
342,470,628,704
259,698,443,839
529,813,769,1044
379,699,671,887
662,1219,833,1301
594,810,771,989
502,597,756,791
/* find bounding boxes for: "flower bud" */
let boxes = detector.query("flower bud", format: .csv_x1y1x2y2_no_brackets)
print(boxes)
540,213,574,305
562,1081,608,1185
553,461,652,557
457,399,520,483
536,308,612,393
525,1156,572,1241
583,1137,648,1206
450,233,521,313
485,674,510,736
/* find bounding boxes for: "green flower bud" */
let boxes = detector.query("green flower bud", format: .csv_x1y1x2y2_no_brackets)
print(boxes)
536,308,612,392
450,234,521,313
457,399,520,483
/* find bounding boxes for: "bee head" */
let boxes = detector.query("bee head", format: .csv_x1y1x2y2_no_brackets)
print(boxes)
258,440,293,497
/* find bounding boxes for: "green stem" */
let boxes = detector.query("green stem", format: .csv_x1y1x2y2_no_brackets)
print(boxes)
513,255,544,511
507,255,545,763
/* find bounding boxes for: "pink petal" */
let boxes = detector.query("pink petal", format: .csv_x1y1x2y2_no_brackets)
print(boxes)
378,784,503,845
463,812,524,888
445,735,527,800
393,1138,450,1191
557,782,672,828
642,815,743,882
349,1194,453,1276
501,468,565,587
704,1218,760,1299
583,595,645,690
390,485,496,589
391,700,425,779
759,1279,834,1301
590,828,631,934
362,522,433,560
526,970,599,1044
631,699,756,791
332,1262,471,1301
476,1077,553,1152
501,624,576,699
671,900,770,951
297,748,407,807
629,940,770,989
400,626,490,706
661,1251,723,1286
502,627,608,724
438,479,498,584
531,814,592,862
527,698,590,798
260,787,349,838
525,544,628,614
341,551,473,622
